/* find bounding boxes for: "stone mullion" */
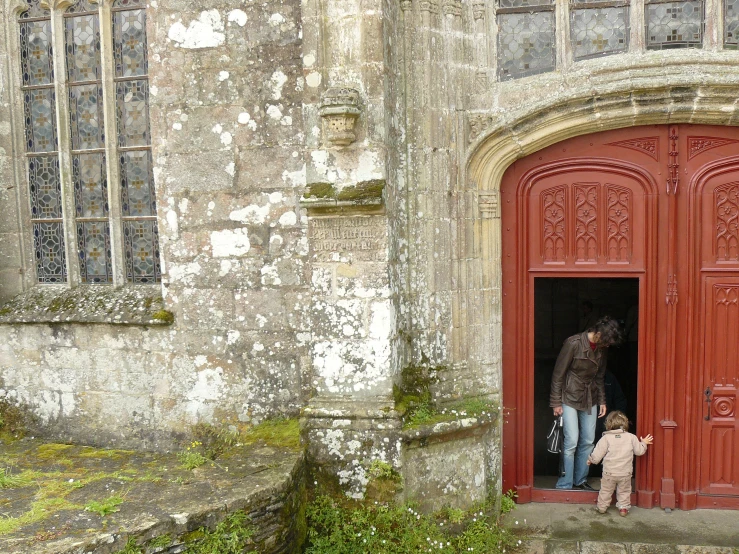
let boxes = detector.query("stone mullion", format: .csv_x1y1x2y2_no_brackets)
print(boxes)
556,0,572,70
99,1,125,286
706,0,722,49
5,6,35,290
631,0,646,51
50,6,81,286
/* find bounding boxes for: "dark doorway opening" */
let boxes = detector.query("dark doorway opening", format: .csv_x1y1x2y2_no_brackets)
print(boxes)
533,277,639,489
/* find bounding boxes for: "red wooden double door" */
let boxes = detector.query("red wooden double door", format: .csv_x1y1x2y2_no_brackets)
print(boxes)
501,125,739,510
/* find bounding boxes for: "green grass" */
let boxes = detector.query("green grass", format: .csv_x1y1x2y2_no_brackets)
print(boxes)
84,495,124,517
0,498,77,535
0,467,33,488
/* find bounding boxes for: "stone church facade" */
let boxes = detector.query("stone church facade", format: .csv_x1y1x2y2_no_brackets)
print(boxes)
1,0,739,509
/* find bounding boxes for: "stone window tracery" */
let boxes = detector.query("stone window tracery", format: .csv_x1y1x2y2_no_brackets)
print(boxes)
494,0,737,79
16,0,160,286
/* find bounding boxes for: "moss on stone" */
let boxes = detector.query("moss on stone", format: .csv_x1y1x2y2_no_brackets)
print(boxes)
303,182,336,199
0,286,171,325
151,309,175,324
302,180,385,204
240,417,301,450
336,179,385,202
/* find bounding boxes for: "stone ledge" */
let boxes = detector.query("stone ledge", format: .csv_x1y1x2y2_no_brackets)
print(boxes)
400,413,497,447
0,285,173,326
0,439,305,554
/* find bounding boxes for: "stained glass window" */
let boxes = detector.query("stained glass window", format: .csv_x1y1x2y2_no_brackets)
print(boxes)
17,0,159,285
65,0,112,284
497,0,555,81
726,0,739,49
646,0,704,49
114,0,160,283
20,1,66,283
570,1,629,61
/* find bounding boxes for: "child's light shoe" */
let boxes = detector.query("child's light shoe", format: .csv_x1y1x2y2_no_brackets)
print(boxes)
595,507,607,514
619,508,628,517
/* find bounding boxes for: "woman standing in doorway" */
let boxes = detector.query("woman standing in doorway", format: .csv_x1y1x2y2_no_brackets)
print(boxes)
550,316,624,490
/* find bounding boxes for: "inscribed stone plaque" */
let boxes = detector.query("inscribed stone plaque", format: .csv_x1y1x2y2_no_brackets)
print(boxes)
309,216,387,262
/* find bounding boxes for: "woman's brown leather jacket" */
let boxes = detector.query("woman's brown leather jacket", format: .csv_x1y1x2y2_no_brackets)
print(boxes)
549,332,607,412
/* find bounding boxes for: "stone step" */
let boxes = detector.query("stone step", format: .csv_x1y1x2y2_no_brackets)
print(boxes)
503,503,739,554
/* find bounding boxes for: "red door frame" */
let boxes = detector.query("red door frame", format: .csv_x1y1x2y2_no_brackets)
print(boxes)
502,155,659,507
501,127,739,510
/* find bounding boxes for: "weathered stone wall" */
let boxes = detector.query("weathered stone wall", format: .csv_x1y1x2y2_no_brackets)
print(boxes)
0,0,310,449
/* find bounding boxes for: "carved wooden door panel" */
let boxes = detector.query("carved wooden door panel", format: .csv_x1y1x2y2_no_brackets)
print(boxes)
699,277,739,496
687,137,739,500
501,124,739,509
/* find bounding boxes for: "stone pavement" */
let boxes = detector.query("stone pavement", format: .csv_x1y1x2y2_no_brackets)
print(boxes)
0,438,304,554
503,502,739,553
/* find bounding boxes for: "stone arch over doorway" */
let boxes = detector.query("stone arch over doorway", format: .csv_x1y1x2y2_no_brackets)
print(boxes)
464,81,739,509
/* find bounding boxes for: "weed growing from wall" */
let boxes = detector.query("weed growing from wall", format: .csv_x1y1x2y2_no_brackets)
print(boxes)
304,495,520,553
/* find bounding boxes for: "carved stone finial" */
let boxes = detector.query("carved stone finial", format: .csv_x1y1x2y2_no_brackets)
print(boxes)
400,0,413,11
320,87,361,147
442,0,461,16
472,2,485,20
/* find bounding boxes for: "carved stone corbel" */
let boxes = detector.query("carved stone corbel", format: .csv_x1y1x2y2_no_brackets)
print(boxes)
320,87,361,147
468,113,494,144
479,190,499,219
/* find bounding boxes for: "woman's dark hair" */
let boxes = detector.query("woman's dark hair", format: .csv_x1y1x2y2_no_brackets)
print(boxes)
589,316,623,347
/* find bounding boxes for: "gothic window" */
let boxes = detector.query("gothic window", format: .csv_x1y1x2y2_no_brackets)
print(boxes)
496,0,556,81
570,0,630,60
645,0,704,49
17,0,160,285
726,0,739,48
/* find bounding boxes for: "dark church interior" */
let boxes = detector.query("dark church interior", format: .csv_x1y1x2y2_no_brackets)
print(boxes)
533,277,639,488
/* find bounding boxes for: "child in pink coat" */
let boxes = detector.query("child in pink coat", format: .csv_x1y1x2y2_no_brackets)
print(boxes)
587,410,653,516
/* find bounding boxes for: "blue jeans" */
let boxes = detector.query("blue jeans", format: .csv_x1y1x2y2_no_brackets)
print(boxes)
556,404,597,489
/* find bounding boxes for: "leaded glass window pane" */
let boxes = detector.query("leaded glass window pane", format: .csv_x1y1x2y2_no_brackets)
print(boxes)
726,0,739,49
65,4,112,284
123,221,161,283
34,222,67,283
497,11,555,80
65,13,101,82
113,0,146,6
498,0,552,6
73,153,108,217
19,19,54,86
69,84,105,150
114,9,147,77
29,156,62,219
116,80,150,147
646,1,703,49
120,150,155,217
77,221,112,283
24,88,57,152
571,6,629,60
20,3,67,284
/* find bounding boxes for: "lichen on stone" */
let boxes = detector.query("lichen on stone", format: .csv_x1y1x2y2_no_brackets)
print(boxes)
0,286,173,326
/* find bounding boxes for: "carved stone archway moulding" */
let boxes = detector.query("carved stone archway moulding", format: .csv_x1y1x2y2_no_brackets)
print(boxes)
453,79,739,402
